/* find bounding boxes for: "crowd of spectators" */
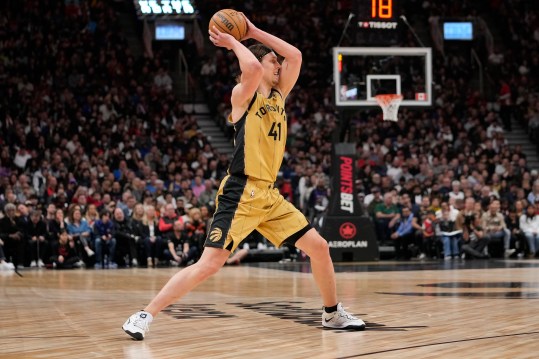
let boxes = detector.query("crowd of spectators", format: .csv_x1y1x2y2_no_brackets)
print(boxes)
1,0,539,271
0,0,229,269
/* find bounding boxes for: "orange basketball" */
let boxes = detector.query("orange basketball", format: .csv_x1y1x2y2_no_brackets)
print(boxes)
209,9,247,41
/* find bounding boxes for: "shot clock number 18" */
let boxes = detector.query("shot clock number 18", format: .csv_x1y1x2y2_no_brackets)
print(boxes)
357,0,398,30
372,0,393,19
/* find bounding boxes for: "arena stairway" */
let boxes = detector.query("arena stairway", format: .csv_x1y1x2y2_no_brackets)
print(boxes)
505,118,539,172
115,1,144,58
184,104,234,157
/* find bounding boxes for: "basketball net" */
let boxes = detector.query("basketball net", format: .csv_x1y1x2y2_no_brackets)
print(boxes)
374,94,403,122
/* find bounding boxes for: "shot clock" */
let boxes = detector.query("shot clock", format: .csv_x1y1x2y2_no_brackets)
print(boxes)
357,0,399,30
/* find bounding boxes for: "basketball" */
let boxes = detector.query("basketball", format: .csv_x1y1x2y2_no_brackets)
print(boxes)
209,9,247,41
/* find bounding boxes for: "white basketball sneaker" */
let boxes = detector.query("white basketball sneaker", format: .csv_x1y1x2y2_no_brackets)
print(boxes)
322,303,365,330
122,311,153,340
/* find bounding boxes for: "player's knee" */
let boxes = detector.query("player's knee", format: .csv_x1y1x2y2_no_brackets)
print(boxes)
194,259,223,279
313,238,330,256
301,235,330,260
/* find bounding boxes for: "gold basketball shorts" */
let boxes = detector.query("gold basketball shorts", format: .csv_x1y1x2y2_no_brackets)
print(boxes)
205,175,311,252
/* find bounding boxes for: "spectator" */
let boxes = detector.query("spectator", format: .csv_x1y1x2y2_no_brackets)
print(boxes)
461,216,490,259
389,207,418,260
112,208,137,267
448,181,465,201
17,204,31,227
498,79,512,131
26,210,49,268
436,201,459,221
200,205,213,229
374,192,399,243
44,203,57,222
0,204,25,268
66,207,95,260
184,207,206,257
125,195,138,218
49,230,82,269
398,193,420,218
307,175,329,224
438,206,461,260
420,210,438,259
505,207,525,258
191,176,206,198
13,148,32,170
153,67,173,93
481,199,514,258
85,204,99,229
94,210,117,269
456,197,480,243
165,221,197,266
142,205,163,268
514,200,525,218
46,208,68,249
131,203,148,264
520,205,539,258
364,186,382,210
198,179,217,208
528,180,539,205
159,203,181,235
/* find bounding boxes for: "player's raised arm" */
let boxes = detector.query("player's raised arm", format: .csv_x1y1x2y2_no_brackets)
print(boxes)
241,14,302,100
209,26,263,119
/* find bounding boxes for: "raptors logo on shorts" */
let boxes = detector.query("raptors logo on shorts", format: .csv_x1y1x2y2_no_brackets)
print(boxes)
209,228,222,242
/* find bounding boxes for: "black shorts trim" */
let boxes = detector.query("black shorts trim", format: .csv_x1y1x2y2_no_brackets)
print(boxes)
283,224,312,247
205,176,246,250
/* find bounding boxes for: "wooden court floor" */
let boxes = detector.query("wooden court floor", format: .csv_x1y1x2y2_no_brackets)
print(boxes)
1,259,539,359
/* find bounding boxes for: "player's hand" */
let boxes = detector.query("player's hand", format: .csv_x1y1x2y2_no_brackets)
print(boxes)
209,26,235,50
240,12,257,40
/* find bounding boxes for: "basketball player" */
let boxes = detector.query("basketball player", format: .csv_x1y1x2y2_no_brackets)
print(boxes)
123,14,365,340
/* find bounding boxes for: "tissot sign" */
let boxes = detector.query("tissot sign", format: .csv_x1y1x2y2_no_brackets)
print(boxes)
322,143,379,261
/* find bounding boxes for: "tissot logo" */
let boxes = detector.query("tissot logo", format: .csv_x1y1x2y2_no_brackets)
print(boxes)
359,21,398,29
339,222,356,239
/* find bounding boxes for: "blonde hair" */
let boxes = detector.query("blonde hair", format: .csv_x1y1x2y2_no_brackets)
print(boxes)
189,207,201,218
143,205,156,226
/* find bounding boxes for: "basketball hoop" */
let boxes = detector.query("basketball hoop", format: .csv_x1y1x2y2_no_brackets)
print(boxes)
375,94,403,122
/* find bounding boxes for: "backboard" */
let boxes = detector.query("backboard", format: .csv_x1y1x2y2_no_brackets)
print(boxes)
333,47,432,107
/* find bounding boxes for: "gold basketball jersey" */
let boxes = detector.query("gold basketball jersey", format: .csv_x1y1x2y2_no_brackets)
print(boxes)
229,89,287,182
